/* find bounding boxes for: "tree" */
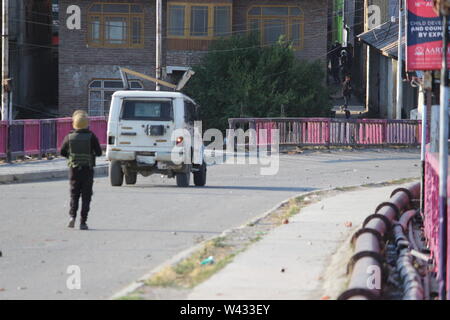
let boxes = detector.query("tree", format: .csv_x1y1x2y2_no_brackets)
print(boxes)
183,34,331,132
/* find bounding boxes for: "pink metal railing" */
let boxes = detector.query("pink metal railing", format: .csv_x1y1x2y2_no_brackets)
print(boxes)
56,118,73,150
229,118,421,146
0,121,7,158
1,117,422,159
424,149,450,291
89,117,108,146
23,120,41,156
0,117,108,159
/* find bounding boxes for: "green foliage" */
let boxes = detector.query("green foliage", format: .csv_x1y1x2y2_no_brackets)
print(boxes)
183,34,331,131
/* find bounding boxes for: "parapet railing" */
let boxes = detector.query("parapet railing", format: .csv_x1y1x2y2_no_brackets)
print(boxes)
423,148,450,294
228,118,422,147
0,117,107,159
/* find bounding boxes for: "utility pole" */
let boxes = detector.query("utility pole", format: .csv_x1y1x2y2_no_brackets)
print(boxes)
396,0,404,119
342,0,347,47
1,0,9,121
438,11,449,302
155,0,162,91
420,72,433,216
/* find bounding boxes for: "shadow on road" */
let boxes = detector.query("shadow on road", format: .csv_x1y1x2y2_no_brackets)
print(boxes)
324,157,418,164
200,185,317,192
129,185,317,192
86,228,222,234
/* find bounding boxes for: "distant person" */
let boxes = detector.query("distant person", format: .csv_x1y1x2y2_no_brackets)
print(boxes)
61,111,102,230
342,75,353,109
345,109,351,119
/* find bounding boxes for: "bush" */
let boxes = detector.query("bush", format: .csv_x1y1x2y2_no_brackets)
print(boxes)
183,34,331,132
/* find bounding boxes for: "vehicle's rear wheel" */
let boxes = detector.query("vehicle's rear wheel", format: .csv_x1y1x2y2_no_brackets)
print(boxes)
193,162,207,187
176,171,190,187
110,161,123,187
125,172,137,185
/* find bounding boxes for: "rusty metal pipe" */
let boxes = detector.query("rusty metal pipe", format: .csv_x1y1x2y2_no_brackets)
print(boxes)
393,209,424,300
339,182,421,300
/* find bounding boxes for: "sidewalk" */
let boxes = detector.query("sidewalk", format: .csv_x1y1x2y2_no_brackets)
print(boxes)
183,184,408,300
0,157,108,184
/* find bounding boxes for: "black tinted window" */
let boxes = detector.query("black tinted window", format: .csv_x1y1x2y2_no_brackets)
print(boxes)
185,101,197,122
122,100,173,121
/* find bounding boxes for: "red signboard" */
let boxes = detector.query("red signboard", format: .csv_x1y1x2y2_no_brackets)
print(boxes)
406,0,450,70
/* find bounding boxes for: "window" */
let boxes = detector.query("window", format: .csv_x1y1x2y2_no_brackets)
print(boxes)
167,3,232,39
184,101,197,123
88,79,143,116
247,5,304,50
88,3,144,48
214,6,231,37
121,100,173,121
191,6,209,36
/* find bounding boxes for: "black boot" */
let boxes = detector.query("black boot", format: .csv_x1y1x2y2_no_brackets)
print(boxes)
68,217,76,228
80,222,89,230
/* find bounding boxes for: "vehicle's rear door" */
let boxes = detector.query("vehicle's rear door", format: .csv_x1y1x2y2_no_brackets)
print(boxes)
116,98,174,148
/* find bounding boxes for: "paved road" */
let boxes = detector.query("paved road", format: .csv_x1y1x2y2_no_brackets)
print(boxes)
0,149,420,299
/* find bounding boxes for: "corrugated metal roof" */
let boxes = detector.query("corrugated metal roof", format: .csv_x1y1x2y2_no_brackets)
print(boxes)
357,18,405,61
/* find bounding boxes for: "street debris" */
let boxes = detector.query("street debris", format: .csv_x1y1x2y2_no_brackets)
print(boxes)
283,219,289,224
200,256,215,265
344,221,353,228
281,268,286,273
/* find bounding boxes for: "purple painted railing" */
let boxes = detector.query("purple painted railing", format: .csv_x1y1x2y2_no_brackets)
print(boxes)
229,118,422,146
0,117,107,159
0,121,7,158
424,149,450,292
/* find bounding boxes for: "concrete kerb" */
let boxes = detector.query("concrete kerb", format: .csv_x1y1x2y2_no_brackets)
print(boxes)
109,190,300,300
109,177,420,300
0,165,109,184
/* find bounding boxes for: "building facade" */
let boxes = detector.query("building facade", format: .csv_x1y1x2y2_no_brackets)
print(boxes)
1,0,56,119
339,0,418,119
59,0,328,116
359,0,417,119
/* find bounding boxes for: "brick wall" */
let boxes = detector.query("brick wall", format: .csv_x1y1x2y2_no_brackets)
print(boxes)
59,0,156,115
59,0,328,116
166,0,329,67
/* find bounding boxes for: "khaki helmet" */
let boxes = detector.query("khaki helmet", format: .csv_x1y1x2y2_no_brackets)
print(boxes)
72,110,89,130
